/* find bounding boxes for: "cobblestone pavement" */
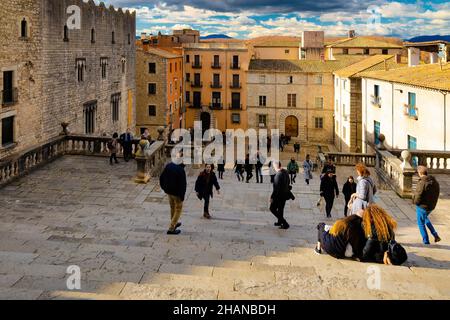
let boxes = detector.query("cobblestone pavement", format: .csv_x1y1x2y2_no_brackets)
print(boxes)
0,155,448,300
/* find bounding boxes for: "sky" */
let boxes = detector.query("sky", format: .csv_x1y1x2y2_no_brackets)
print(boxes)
94,0,450,39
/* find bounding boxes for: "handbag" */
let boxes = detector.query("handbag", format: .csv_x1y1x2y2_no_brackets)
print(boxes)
347,194,358,210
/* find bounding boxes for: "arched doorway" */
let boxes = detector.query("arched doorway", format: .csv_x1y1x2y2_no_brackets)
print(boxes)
200,112,211,134
285,115,298,138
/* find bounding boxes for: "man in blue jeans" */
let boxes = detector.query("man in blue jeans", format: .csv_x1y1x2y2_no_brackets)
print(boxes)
413,166,441,244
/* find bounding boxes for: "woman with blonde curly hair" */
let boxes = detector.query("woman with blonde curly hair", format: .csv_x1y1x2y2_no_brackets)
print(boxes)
360,204,398,264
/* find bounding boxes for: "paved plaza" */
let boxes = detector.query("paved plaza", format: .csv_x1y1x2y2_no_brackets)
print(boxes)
0,155,449,300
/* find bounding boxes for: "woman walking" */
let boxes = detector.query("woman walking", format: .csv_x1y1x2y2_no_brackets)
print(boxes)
244,153,253,183
342,176,357,217
303,154,313,185
217,156,225,180
195,164,220,219
108,133,119,165
234,160,244,182
350,163,377,216
320,170,339,218
287,157,299,184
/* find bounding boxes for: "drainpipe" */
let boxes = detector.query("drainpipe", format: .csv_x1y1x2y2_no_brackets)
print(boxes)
392,82,394,149
441,91,448,150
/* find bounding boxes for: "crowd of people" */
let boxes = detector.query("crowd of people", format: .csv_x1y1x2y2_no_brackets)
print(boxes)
158,147,441,267
107,128,153,165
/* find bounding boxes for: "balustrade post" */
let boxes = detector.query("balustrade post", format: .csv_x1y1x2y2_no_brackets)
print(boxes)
134,139,150,184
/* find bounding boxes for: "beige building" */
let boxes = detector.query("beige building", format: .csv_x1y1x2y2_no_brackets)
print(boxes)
250,41,300,60
183,42,250,133
326,36,403,60
247,56,365,146
136,47,183,138
0,0,136,160
333,54,403,152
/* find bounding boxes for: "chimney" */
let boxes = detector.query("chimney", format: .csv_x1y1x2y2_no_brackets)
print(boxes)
348,30,356,38
395,54,402,64
408,47,420,67
140,32,147,40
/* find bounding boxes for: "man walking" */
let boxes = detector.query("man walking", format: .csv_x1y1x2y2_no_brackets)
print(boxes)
320,169,339,218
244,153,254,183
413,166,441,244
159,151,187,235
270,161,290,229
255,150,264,183
120,128,134,162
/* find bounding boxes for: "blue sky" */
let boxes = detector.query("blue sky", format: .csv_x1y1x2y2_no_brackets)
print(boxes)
96,0,450,39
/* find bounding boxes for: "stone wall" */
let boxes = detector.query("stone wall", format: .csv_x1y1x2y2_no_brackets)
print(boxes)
0,0,136,160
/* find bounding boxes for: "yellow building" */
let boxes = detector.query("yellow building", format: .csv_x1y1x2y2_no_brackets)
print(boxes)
183,42,249,133
326,36,403,60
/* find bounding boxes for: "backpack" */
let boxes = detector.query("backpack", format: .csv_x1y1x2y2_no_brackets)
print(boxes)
387,240,407,265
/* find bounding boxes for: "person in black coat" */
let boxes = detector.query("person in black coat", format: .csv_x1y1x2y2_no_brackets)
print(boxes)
244,153,253,183
217,156,225,180
320,170,339,218
342,176,357,217
270,161,291,229
159,152,187,235
120,128,134,162
321,157,336,175
315,214,366,259
195,164,220,219
255,151,264,183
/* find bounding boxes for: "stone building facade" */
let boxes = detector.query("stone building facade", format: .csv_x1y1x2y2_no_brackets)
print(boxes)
0,0,136,160
136,47,183,139
247,57,365,146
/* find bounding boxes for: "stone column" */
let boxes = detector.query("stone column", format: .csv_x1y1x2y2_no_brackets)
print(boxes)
134,139,150,184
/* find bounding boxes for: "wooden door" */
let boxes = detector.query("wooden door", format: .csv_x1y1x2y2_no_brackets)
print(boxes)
285,116,298,137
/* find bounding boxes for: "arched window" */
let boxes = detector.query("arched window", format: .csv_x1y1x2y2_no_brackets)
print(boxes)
91,28,95,43
63,25,69,42
21,18,28,38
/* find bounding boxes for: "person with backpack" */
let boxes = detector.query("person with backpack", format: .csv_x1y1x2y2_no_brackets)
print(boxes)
413,166,441,244
287,157,299,184
108,133,119,165
195,164,221,219
342,176,357,217
270,161,291,229
159,151,187,235
350,163,377,216
359,204,406,265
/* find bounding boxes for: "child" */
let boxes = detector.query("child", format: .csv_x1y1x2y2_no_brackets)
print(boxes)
342,176,357,217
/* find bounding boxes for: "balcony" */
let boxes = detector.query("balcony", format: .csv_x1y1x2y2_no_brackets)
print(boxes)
404,104,418,120
229,82,242,89
192,62,202,69
1,88,18,106
211,62,222,69
229,103,243,110
209,103,223,110
210,82,222,89
371,95,381,108
190,81,203,88
230,63,240,70
188,102,202,109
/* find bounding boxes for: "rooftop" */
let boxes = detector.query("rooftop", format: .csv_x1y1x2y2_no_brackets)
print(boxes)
334,54,400,78
360,62,450,91
253,40,300,48
249,55,367,73
183,42,248,50
137,47,181,59
326,37,403,49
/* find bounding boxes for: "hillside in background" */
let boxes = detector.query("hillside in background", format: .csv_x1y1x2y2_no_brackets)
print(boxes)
408,35,450,42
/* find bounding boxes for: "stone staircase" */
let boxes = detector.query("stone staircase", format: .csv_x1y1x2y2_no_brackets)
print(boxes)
0,155,448,300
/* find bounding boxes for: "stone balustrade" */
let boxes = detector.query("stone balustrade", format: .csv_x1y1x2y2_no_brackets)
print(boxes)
390,149,450,173
325,152,376,167
0,135,166,189
134,140,166,183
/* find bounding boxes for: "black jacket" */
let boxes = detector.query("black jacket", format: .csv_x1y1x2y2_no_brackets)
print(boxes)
361,224,395,263
271,169,290,200
322,163,336,174
195,171,220,198
159,162,187,201
413,175,440,211
342,181,357,200
244,158,253,172
320,175,339,198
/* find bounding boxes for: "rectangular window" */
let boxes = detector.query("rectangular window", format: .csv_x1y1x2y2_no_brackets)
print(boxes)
185,91,190,103
408,135,418,166
374,121,381,145
288,76,293,84
374,85,380,97
232,55,239,69
213,74,220,87
408,92,417,117
232,113,240,124
76,59,86,82
1,116,14,146
212,92,221,108
111,93,121,123
148,83,156,94
259,96,267,107
186,73,190,82
315,97,324,109
343,126,347,140
343,48,349,54
194,73,201,85
287,94,296,107
170,82,173,94
170,63,172,73
382,49,388,55
149,63,156,73
100,57,108,79
148,105,156,117
84,101,97,134
315,117,324,129
285,49,290,54
260,75,266,83
316,75,323,84
232,74,240,87
364,48,370,55
213,55,220,67
186,55,190,63
258,114,267,127
193,91,201,108
2,71,16,105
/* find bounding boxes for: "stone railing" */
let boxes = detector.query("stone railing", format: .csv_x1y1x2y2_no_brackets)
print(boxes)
325,152,376,167
134,140,166,183
390,149,450,174
0,134,166,189
375,149,416,198
0,136,67,188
